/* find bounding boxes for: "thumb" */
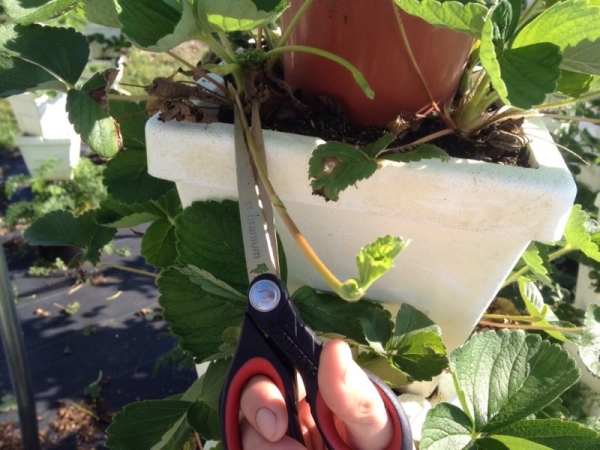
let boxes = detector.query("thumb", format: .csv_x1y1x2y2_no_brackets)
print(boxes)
318,340,393,450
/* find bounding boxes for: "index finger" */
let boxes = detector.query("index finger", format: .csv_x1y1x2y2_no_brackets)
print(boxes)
318,340,394,450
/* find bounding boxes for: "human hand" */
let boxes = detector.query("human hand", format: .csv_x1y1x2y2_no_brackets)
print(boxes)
239,339,393,450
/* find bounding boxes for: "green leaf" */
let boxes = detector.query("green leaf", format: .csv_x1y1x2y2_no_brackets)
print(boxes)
105,400,192,450
292,286,388,346
23,210,116,265
73,210,118,265
535,398,570,420
580,304,600,378
175,200,247,293
520,242,552,286
308,141,378,202
200,358,231,410
355,352,409,387
379,144,449,163
564,204,600,261
420,402,475,450
67,88,120,157
563,39,600,75
0,53,64,97
362,133,397,159
557,71,597,98
64,301,81,315
498,44,562,108
177,265,245,302
0,24,89,95
187,359,231,440
97,189,181,228
96,199,162,228
386,303,448,381
117,0,198,51
186,402,219,441
355,235,407,292
82,0,121,27
395,302,441,336
159,267,245,362
480,436,548,449
109,99,147,149
2,0,78,25
489,0,518,44
491,419,600,448
480,10,562,110
24,210,86,248
103,148,175,204
518,278,577,342
390,331,448,382
358,308,394,354
512,0,600,75
450,330,580,432
194,0,288,33
141,219,178,268
394,0,489,38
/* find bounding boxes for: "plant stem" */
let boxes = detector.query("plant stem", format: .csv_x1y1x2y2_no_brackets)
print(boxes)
517,0,545,29
455,72,494,134
200,33,235,64
166,50,196,71
536,113,600,125
478,320,583,333
264,45,374,99
392,1,455,129
534,90,600,110
217,31,237,60
391,4,433,107
232,93,345,296
481,313,542,322
278,0,313,48
97,262,158,279
68,401,99,421
106,94,160,102
383,128,455,154
501,245,575,288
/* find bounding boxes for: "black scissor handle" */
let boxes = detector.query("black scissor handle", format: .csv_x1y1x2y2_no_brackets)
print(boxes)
219,313,303,450
220,274,413,449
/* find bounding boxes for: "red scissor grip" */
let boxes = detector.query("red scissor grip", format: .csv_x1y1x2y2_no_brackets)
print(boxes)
314,381,407,450
222,357,287,450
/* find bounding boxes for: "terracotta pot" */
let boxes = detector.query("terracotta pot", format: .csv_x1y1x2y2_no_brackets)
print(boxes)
280,0,473,126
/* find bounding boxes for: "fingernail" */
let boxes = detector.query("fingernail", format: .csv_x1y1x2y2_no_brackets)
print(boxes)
255,407,278,440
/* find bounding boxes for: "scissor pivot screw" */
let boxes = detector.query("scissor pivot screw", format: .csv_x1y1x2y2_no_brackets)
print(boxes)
249,280,280,312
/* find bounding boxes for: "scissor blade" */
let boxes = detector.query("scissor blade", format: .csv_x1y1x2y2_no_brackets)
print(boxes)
234,107,278,280
250,102,279,269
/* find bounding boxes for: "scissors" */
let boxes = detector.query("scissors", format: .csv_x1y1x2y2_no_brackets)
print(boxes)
218,105,412,450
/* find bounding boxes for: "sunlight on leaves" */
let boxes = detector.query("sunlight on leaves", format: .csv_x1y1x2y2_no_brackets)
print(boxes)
395,0,488,38
3,0,78,26
564,204,600,261
518,278,578,342
580,304,600,377
520,242,552,286
356,235,407,292
420,403,475,450
451,330,579,432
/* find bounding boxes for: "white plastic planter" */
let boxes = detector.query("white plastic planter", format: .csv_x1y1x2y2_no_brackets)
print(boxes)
8,92,76,139
8,92,81,180
15,134,81,180
146,116,576,356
